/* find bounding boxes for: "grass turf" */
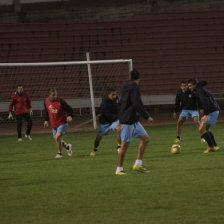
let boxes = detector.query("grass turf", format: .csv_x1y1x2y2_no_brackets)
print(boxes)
1,123,224,224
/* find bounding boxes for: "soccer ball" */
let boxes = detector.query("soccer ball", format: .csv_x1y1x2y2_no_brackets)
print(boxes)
170,144,181,154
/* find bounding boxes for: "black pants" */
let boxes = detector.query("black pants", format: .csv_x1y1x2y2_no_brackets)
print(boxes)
16,113,32,138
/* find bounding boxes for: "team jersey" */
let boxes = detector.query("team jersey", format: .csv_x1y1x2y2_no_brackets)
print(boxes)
99,96,119,124
174,89,198,113
44,97,73,129
194,81,220,115
119,80,149,124
8,92,31,115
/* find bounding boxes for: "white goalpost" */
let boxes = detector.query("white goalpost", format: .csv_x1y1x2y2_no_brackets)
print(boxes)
0,53,133,132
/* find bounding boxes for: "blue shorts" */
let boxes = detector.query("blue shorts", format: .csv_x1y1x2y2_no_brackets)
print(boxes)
121,122,148,143
52,122,68,139
97,120,119,136
205,111,219,126
180,110,199,120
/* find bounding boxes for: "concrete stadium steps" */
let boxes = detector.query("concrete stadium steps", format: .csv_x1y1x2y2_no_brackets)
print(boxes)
1,10,224,96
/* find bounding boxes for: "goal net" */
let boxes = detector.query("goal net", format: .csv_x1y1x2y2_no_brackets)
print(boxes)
0,55,132,135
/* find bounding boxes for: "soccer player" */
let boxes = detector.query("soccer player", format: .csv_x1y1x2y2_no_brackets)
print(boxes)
90,88,121,156
8,85,33,141
44,88,73,158
187,79,220,153
173,80,200,143
115,69,153,175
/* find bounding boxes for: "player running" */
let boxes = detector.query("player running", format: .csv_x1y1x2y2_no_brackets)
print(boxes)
44,88,73,158
90,88,121,156
8,85,33,141
173,81,200,143
187,79,220,153
115,69,153,175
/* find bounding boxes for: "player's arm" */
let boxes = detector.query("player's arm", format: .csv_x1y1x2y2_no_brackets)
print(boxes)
8,95,15,119
130,86,151,121
61,99,73,122
173,93,180,119
43,101,49,127
26,93,33,116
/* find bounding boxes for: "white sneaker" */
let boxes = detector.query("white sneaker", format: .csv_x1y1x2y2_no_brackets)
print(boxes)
66,144,72,156
18,138,22,142
25,134,32,140
55,153,63,159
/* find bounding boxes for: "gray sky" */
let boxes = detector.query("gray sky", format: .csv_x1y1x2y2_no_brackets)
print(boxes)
0,0,67,5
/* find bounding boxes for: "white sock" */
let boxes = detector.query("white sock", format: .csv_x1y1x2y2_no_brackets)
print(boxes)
116,167,123,173
135,160,142,166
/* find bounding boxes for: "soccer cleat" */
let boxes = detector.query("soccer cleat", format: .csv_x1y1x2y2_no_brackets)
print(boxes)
115,170,127,175
203,147,211,154
18,138,22,142
25,134,32,140
212,146,220,152
66,144,72,156
133,165,150,173
55,153,63,158
174,138,180,143
90,150,96,156
201,138,206,143
117,146,121,152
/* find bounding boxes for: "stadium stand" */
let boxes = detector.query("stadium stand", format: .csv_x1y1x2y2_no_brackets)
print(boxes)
0,10,224,113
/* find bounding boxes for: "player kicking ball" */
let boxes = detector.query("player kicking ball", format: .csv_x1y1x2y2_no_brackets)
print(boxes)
173,80,200,143
115,69,153,175
188,79,220,153
44,88,73,158
90,88,121,156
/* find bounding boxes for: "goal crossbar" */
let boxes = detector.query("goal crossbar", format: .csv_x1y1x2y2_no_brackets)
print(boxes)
0,59,133,67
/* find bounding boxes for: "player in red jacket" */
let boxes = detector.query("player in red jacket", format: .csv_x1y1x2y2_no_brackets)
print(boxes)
8,85,33,141
44,88,73,158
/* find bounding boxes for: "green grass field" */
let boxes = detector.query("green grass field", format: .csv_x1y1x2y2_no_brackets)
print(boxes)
1,123,224,224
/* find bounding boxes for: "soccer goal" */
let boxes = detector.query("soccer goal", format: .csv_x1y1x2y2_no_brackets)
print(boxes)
0,53,132,134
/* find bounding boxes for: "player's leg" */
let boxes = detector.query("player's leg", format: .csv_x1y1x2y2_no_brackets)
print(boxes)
175,110,188,142
90,123,109,156
90,135,103,156
61,139,72,156
116,141,129,175
133,122,150,173
205,111,219,151
16,114,23,141
115,124,133,175
23,113,32,140
55,132,63,158
115,122,121,151
199,122,214,153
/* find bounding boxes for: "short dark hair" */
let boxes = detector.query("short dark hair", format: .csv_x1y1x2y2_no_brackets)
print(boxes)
131,69,140,81
48,88,57,94
17,85,23,87
107,88,116,94
187,78,197,85
180,80,187,85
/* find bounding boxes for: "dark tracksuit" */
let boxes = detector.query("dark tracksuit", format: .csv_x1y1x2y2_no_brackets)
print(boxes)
8,91,32,138
193,81,220,115
99,96,119,124
174,89,198,114
193,81,220,148
119,80,150,124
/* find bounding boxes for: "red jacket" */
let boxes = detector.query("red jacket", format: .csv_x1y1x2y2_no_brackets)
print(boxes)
44,97,69,129
8,92,31,115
